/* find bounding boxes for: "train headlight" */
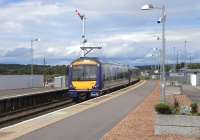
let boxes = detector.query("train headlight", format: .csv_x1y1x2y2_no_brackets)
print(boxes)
93,84,98,89
70,84,74,89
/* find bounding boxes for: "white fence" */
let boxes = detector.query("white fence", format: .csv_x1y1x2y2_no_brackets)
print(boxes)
54,76,66,88
0,75,44,90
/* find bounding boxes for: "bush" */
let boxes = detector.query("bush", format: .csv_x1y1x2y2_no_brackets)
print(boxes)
155,103,172,114
180,106,191,115
190,103,198,114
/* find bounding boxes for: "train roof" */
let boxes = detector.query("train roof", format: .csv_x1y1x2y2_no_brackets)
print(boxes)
71,57,139,69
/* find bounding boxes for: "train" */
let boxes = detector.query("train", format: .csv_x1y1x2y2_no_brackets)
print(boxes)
68,57,140,101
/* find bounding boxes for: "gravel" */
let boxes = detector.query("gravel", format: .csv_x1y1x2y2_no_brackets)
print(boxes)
101,82,198,140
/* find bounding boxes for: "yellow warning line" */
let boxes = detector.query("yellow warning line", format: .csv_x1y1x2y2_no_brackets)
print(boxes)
0,80,146,140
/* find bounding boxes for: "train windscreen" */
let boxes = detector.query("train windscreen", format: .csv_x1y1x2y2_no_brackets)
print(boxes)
72,65,97,81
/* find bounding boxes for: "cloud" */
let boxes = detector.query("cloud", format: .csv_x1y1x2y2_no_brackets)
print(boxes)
2,27,200,65
0,1,73,32
4,48,30,57
0,0,199,65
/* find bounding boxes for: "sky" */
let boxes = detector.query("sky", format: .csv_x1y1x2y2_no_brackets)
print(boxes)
0,0,199,66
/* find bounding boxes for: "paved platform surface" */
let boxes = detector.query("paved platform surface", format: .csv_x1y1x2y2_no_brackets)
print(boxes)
1,81,157,140
165,86,182,95
0,87,64,100
183,85,200,105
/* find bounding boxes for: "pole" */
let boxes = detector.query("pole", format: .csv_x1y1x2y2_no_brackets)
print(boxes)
82,16,86,56
156,48,159,72
176,50,179,70
82,17,85,41
184,40,187,68
155,54,157,70
31,40,33,88
159,49,161,83
173,46,176,72
43,57,46,87
157,50,159,72
152,54,156,71
161,5,166,102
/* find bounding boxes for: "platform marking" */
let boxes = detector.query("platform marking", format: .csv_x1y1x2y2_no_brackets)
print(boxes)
0,81,146,140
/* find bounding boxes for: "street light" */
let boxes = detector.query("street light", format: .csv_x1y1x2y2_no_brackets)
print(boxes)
153,47,160,71
184,40,187,69
75,10,102,57
75,10,87,56
141,4,166,102
141,4,155,10
31,38,40,88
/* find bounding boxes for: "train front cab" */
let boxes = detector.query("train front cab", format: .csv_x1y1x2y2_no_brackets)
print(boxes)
68,59,102,101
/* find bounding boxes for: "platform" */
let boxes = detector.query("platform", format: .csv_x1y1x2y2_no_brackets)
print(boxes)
0,80,156,140
183,85,200,105
0,87,64,100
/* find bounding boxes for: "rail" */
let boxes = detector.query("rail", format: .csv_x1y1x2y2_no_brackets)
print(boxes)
0,89,69,125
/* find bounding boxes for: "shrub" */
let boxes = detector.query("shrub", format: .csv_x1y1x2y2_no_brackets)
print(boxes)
180,106,191,115
155,103,172,114
190,103,198,114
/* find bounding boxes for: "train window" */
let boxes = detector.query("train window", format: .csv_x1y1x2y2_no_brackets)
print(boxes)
72,65,97,81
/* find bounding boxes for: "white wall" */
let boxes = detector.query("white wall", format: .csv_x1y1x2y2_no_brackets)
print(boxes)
0,75,44,90
54,76,66,88
190,74,197,87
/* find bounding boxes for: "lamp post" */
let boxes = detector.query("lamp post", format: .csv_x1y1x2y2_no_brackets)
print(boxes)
43,56,46,87
184,40,187,69
151,53,156,70
141,4,166,102
75,10,87,56
153,47,160,71
75,10,102,56
30,38,40,88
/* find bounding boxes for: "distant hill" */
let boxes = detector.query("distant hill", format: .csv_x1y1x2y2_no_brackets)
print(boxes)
0,63,200,76
0,64,67,75
137,63,200,71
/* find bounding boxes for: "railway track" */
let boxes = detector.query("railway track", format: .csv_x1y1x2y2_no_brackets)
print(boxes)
0,80,139,128
0,97,74,128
